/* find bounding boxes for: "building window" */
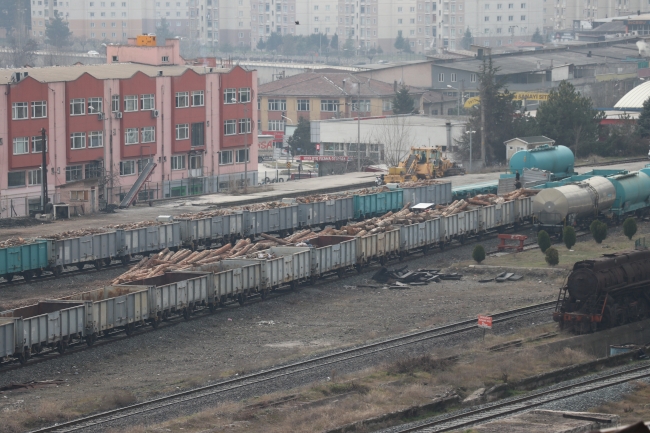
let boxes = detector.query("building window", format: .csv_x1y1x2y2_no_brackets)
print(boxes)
137,158,153,174
451,73,457,82
352,99,371,112
88,97,103,114
85,161,103,179
124,95,138,112
268,120,285,131
31,101,47,118
32,135,47,153
141,94,155,110
141,126,155,143
191,122,204,147
236,148,249,163
12,102,28,120
239,118,251,134
470,73,477,83
28,168,41,186
13,137,29,155
171,155,186,170
438,73,444,82
70,98,85,115
124,128,139,144
223,120,237,135
175,91,189,108
297,99,310,111
239,87,251,103
382,100,393,111
161,56,169,62
176,123,189,140
320,100,339,112
219,150,233,165
8,171,26,187
112,94,120,112
223,88,237,104
268,99,286,111
191,90,204,107
119,160,136,176
70,190,89,201
65,165,82,182
70,132,86,149
521,15,526,20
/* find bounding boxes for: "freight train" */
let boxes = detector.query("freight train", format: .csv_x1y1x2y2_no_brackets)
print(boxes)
553,249,650,334
533,169,650,234
0,192,535,365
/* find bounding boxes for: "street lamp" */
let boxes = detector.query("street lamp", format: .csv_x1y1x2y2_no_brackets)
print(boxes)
465,129,475,173
447,85,460,116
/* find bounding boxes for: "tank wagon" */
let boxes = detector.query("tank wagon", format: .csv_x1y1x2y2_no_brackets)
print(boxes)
509,144,576,180
0,194,537,365
533,170,650,233
554,249,650,333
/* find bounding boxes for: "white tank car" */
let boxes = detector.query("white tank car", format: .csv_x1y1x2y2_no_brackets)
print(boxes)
533,176,616,225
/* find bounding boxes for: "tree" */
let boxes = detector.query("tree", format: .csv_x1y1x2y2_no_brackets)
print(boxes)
266,32,283,51
563,226,576,249
545,247,559,266
155,18,174,45
535,81,604,157
286,117,314,155
330,33,339,50
623,217,637,240
461,28,474,50
369,115,417,167
531,28,544,44
392,85,416,115
637,97,650,138
5,35,37,67
45,14,72,49
394,30,406,51
343,36,355,57
590,220,608,244
256,37,266,50
537,230,551,253
366,48,377,63
472,245,486,263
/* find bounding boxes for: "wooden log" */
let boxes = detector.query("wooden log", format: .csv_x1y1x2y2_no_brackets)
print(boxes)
260,233,291,245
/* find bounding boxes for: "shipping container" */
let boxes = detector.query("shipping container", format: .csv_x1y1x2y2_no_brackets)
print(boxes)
308,236,357,277
243,205,298,236
0,240,49,281
353,190,404,219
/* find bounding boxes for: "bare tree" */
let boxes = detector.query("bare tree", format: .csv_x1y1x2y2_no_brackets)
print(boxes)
3,34,37,67
368,116,416,167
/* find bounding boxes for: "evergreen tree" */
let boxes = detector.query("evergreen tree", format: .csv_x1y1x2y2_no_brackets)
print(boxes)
394,30,406,51
472,245,486,263
266,32,283,51
392,85,416,114
563,226,576,249
343,36,355,57
531,28,544,44
637,97,650,137
545,247,559,266
256,37,266,50
461,28,473,50
536,81,604,157
45,14,72,49
155,18,174,45
623,217,637,240
286,117,314,155
537,230,551,253
330,33,339,50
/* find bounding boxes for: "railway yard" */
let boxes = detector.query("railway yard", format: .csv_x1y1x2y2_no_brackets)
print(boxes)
2,160,650,433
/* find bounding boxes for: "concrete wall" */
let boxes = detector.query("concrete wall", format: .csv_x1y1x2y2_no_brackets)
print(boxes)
356,62,434,88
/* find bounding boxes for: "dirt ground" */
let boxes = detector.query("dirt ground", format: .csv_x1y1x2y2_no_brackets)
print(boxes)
0,232,563,432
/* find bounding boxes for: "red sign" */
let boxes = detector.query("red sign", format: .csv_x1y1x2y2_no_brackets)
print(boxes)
478,315,493,329
316,143,320,151
298,156,352,162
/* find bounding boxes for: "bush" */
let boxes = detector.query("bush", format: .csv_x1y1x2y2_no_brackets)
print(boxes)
590,220,608,244
537,230,551,253
472,245,486,263
545,247,559,266
623,217,637,240
563,226,576,249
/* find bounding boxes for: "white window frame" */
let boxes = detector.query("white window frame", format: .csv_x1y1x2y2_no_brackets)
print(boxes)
12,102,28,120
438,73,444,82
176,123,189,140
224,120,237,135
124,95,138,112
125,128,139,145
65,165,82,182
268,120,285,131
112,94,120,112
450,73,457,82
297,99,310,111
28,168,41,186
13,137,29,155
31,135,47,153
88,97,103,114
238,118,251,134
31,101,47,118
141,126,155,143
320,100,339,112
119,160,136,176
223,88,236,104
70,98,86,116
70,132,86,149
238,87,251,103
268,99,287,111
191,90,204,107
236,148,249,163
171,154,186,170
175,91,189,108
219,150,233,165
88,131,104,148
140,94,155,111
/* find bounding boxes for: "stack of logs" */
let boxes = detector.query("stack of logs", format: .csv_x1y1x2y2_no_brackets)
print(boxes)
399,179,446,187
466,190,539,207
104,221,161,230
46,228,108,240
236,202,291,211
176,209,234,219
0,237,28,248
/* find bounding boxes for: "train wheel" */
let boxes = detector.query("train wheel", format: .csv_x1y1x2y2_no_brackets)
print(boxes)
151,318,160,329
57,341,67,354
19,350,30,365
124,323,135,336
422,245,429,255
208,303,216,313
183,308,191,321
289,281,297,291
5,273,14,282
337,268,345,279
76,263,84,271
440,243,446,251
94,260,103,270
162,311,170,321
32,343,42,354
121,256,131,266
219,296,227,307
238,294,246,306
104,258,112,267
355,264,363,273
261,290,268,300
459,235,467,245
85,333,97,347
22,271,33,282
54,265,63,277
35,269,43,277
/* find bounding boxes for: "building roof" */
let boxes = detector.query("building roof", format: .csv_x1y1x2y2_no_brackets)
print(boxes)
0,62,232,85
258,71,425,98
504,136,555,145
581,21,627,33
421,90,456,104
615,81,650,109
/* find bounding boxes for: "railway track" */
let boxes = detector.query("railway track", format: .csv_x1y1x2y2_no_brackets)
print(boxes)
575,156,649,168
392,361,650,433
28,301,556,432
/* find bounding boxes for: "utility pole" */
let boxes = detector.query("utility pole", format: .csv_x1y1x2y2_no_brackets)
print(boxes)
40,128,48,211
480,84,486,167
357,80,361,172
